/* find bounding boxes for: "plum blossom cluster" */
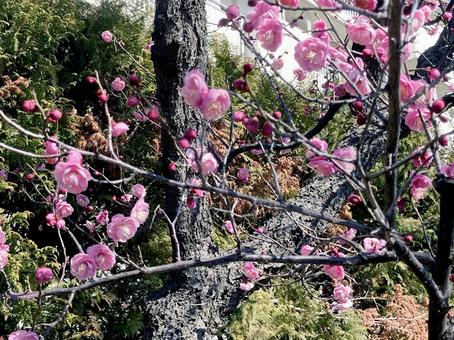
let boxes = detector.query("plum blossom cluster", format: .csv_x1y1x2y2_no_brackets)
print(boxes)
0,228,9,270
8,330,39,340
71,244,116,281
305,138,357,176
181,70,231,121
240,261,260,291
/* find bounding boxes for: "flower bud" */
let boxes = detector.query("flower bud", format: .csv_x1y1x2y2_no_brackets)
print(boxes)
35,266,53,284
362,48,373,58
233,111,245,122
273,111,282,119
262,121,274,137
347,193,363,205
356,112,367,125
48,109,62,122
431,99,445,113
22,100,36,112
233,79,248,91
127,95,140,107
168,162,177,173
178,138,190,149
248,0,258,6
353,100,363,111
184,128,197,141
129,73,140,86
243,63,254,74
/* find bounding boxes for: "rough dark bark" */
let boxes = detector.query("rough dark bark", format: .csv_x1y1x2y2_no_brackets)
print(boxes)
151,0,210,260
428,178,454,340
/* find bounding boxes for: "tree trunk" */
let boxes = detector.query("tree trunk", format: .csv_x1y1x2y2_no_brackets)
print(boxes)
428,178,454,340
151,0,210,260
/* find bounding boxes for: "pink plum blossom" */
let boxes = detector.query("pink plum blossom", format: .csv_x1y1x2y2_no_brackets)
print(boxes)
186,149,219,176
256,19,283,52
363,238,387,254
54,150,91,194
323,264,345,280
226,4,240,20
44,138,59,165
107,214,140,242
412,150,433,168
272,57,284,70
101,31,113,43
246,1,279,29
130,198,150,224
35,266,53,284
294,37,329,72
70,253,97,280
410,173,432,200
305,138,328,159
111,121,129,137
441,162,454,179
243,262,260,281
0,250,8,270
237,167,250,183
87,244,116,270
240,281,255,291
347,16,376,46
111,77,126,91
400,74,426,102
225,220,235,234
131,183,147,198
200,89,231,121
8,330,39,340
85,221,96,233
181,70,209,108
96,210,109,225
55,201,74,219
332,283,353,311
312,20,330,44
299,244,315,256
405,104,432,132
76,194,90,208
332,146,357,174
308,156,336,176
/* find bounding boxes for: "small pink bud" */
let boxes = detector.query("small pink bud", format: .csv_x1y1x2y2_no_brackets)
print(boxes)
362,48,373,58
178,138,190,149
237,167,249,183
439,135,450,147
356,112,367,125
428,68,440,81
147,108,159,121
243,63,254,74
404,234,413,242
48,109,62,122
127,95,140,107
244,116,259,134
168,162,177,173
233,111,245,122
439,114,449,123
262,121,274,137
23,100,36,112
218,18,229,27
273,111,282,119
98,93,108,104
25,172,35,180
431,99,445,113
85,76,97,84
186,196,197,209
129,73,140,86
347,193,363,205
353,100,363,111
450,273,454,283
397,197,406,212
233,79,248,91
443,12,453,21
184,128,197,141
243,21,255,33
35,266,53,284
256,226,264,234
